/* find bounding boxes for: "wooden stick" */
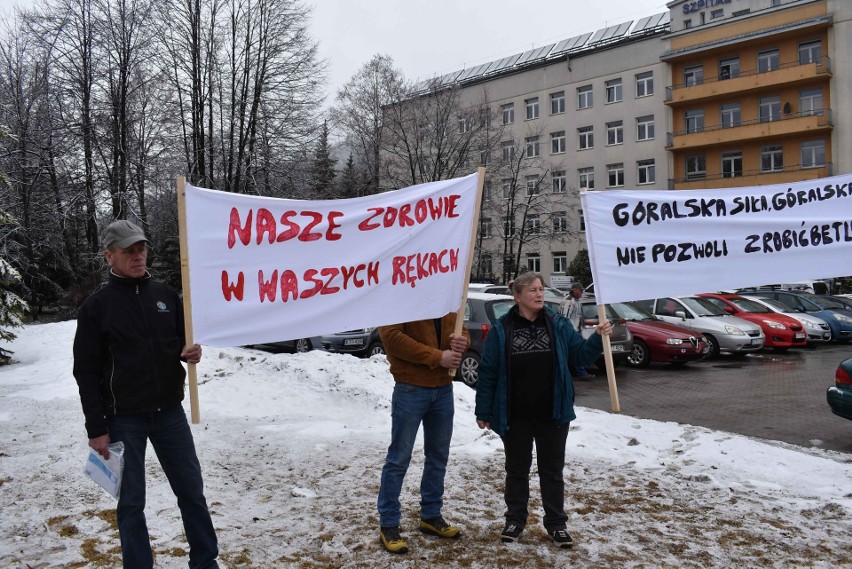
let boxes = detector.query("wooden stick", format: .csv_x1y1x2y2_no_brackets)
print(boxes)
596,303,621,413
176,176,201,424
450,167,486,377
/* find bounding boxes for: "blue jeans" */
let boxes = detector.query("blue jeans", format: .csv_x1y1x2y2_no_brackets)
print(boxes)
377,383,454,527
108,405,219,569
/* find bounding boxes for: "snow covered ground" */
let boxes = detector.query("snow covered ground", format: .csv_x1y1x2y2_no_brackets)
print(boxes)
1,320,850,568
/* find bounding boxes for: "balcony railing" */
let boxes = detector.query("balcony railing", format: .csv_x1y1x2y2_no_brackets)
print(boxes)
667,162,834,189
666,108,833,147
665,56,832,102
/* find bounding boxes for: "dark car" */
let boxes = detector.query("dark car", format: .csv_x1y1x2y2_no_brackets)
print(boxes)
698,293,807,351
250,328,384,357
578,299,633,368
459,292,515,388
827,355,852,421
608,302,708,368
739,290,852,343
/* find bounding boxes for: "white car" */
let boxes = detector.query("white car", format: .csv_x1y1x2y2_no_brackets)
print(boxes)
745,296,832,344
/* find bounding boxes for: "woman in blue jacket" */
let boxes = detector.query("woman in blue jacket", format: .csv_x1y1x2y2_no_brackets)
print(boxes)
474,271,612,549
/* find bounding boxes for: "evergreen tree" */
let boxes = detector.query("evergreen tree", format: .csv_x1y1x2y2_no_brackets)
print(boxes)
566,249,592,287
0,210,30,346
340,153,360,198
309,120,337,197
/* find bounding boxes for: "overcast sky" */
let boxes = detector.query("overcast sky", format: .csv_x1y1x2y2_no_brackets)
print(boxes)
0,0,669,104
312,0,669,103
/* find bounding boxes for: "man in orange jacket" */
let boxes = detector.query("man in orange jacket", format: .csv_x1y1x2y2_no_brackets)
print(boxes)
376,314,470,554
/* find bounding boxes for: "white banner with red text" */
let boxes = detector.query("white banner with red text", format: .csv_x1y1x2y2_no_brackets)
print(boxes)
581,174,852,305
184,174,478,347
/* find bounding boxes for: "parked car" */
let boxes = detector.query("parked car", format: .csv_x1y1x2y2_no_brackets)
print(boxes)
743,296,832,345
633,296,764,358
460,292,516,388
739,290,852,343
578,299,633,367
826,355,852,421
818,294,852,312
468,283,564,312
313,328,385,356
607,302,708,368
697,293,807,351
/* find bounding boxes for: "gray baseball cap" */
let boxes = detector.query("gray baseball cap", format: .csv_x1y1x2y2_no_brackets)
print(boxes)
103,220,148,249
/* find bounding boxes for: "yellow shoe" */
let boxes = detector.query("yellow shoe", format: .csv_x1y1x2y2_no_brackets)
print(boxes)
420,516,461,539
380,526,409,554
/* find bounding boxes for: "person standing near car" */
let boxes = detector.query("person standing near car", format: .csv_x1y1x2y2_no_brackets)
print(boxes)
376,314,470,554
475,272,612,549
73,220,219,569
560,283,594,380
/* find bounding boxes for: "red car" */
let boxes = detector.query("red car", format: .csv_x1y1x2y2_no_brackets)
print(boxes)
698,293,807,351
609,302,708,368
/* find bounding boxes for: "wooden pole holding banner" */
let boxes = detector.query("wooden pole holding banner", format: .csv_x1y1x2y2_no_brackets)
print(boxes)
450,167,487,377
176,176,201,424
596,304,621,413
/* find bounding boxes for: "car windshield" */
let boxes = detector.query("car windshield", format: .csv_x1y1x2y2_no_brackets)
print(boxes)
800,292,846,310
681,296,726,316
727,297,771,313
609,302,654,321
488,299,515,320
754,298,790,312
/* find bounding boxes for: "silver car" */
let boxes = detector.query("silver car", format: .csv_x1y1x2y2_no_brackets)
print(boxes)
745,296,832,344
634,296,764,358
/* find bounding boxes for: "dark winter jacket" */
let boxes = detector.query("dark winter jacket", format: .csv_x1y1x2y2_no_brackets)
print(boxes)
474,305,603,437
73,272,188,439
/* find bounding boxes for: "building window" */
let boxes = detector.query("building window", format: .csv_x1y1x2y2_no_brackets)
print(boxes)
760,145,783,172
479,108,491,129
480,253,492,276
577,85,593,109
578,167,595,190
605,78,623,103
801,140,826,168
758,49,779,73
800,88,824,116
551,131,566,154
483,180,492,200
553,251,567,273
579,208,586,232
578,126,594,150
684,65,703,86
799,40,822,65
721,103,741,128
637,115,655,141
607,163,624,187
721,151,743,178
553,212,568,234
526,253,541,272
711,8,724,19
635,71,653,97
606,121,624,146
503,218,515,236
503,254,515,274
479,149,490,165
684,19,692,29
759,96,781,122
771,0,781,5
525,97,539,120
502,103,515,125
550,91,565,114
686,155,706,180
525,175,540,196
685,109,704,133
501,178,512,199
501,141,515,162
458,117,470,134
719,57,740,80
552,171,566,193
526,214,541,234
637,159,655,185
525,136,540,158
480,217,492,238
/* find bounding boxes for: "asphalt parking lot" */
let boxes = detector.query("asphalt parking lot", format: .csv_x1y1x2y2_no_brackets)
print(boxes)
574,342,852,455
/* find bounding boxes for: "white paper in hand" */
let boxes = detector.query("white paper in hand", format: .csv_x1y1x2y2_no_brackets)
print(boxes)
83,441,125,499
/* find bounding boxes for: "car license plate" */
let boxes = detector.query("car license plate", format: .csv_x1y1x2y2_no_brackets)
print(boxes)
751,338,763,346
611,344,625,352
794,333,805,340
344,339,364,346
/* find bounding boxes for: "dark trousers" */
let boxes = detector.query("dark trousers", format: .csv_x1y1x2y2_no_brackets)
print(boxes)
501,419,570,531
108,405,219,569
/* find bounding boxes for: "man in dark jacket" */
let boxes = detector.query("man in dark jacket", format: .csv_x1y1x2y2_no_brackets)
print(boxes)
73,220,219,569
376,314,470,554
